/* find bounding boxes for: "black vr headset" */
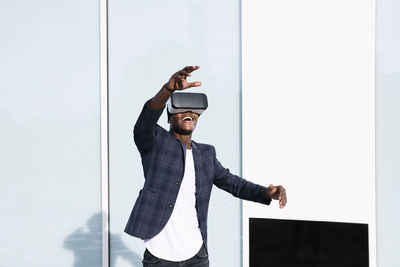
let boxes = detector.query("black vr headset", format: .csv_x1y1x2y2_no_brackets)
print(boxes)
167,92,208,119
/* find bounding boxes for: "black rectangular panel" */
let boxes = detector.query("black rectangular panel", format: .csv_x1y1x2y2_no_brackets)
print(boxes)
249,218,369,267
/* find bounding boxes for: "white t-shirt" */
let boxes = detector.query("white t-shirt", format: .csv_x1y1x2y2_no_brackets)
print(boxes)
144,149,203,261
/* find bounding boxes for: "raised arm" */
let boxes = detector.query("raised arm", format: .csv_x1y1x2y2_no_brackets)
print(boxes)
133,66,202,155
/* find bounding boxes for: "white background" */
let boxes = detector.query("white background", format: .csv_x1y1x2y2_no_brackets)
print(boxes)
241,1,376,266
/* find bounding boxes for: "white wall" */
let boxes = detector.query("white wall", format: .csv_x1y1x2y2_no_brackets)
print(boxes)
241,1,376,266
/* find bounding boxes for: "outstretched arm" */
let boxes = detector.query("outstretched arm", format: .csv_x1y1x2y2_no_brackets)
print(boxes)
213,147,287,208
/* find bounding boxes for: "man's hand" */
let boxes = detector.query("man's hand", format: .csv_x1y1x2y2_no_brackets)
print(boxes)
148,65,202,111
165,65,202,91
267,184,287,209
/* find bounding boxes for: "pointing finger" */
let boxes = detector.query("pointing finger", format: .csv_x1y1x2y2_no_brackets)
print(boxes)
188,81,202,87
279,188,287,208
183,65,200,73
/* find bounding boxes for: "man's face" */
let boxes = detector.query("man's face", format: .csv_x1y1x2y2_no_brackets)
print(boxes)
169,111,199,135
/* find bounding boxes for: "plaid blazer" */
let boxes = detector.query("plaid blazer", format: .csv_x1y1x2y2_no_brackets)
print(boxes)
124,100,271,246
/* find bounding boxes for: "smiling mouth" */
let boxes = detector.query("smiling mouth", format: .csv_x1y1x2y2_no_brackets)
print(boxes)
183,116,193,122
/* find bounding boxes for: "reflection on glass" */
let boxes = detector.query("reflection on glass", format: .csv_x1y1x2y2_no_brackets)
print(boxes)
64,213,141,267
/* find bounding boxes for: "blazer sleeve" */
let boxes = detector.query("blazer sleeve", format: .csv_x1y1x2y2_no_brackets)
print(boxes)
212,146,271,205
133,100,164,156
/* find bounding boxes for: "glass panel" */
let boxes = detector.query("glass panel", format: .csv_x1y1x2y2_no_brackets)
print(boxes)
0,1,102,266
108,0,242,266
376,1,400,266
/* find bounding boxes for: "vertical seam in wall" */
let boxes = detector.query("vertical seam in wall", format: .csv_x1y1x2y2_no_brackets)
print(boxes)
373,0,377,266
100,0,110,266
239,0,243,266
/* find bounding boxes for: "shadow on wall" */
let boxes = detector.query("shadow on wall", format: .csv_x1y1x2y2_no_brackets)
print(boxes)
63,212,141,267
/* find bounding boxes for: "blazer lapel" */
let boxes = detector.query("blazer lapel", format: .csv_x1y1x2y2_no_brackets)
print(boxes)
176,138,187,173
191,142,203,193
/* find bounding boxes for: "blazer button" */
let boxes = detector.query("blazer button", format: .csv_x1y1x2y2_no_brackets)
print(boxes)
175,181,180,186
169,203,174,208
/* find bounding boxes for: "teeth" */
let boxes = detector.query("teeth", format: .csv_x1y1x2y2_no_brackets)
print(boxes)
183,116,192,121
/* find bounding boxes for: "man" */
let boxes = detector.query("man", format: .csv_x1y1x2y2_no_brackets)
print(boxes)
125,66,287,266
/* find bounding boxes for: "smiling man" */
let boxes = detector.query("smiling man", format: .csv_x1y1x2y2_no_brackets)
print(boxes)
125,66,287,267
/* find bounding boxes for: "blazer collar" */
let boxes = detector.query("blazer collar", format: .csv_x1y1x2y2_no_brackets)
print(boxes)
191,142,203,180
176,139,203,179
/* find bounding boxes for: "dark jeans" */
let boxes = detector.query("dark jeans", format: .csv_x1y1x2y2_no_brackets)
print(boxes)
142,244,209,267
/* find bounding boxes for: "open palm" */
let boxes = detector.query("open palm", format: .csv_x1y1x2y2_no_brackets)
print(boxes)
166,65,202,91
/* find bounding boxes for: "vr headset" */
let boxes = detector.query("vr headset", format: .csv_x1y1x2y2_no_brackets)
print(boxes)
167,92,208,117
